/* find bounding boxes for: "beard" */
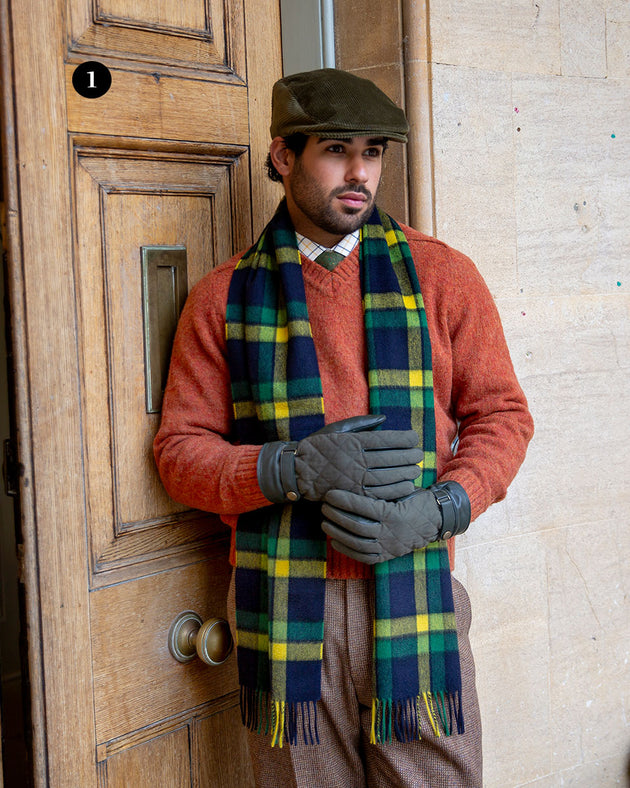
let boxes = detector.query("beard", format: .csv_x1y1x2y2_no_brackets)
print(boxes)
288,158,378,236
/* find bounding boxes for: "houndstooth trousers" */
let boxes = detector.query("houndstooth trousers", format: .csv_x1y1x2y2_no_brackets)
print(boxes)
227,571,483,788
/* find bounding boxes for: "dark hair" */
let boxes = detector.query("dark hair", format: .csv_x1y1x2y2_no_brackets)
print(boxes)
265,133,310,181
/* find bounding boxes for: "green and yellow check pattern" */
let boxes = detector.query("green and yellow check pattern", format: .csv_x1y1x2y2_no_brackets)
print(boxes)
226,200,463,748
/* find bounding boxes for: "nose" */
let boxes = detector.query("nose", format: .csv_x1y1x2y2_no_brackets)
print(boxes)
345,153,368,184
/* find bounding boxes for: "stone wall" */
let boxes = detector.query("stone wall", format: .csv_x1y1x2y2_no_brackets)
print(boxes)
336,1,630,785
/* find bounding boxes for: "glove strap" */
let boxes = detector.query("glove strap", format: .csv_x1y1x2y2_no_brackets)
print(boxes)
257,441,299,503
431,481,471,540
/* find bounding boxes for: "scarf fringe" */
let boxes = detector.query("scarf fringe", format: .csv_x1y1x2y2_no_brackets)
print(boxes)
370,692,465,744
240,688,320,748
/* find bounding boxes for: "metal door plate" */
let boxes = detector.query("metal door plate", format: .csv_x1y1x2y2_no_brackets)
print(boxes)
141,246,188,413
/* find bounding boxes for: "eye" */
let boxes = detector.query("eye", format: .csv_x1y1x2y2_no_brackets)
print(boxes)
364,147,383,158
326,144,346,154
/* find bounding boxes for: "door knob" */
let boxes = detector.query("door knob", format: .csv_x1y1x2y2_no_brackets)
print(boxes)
168,611,233,666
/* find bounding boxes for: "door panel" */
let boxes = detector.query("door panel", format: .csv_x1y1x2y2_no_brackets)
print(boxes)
74,143,250,585
91,557,233,742
1,0,281,783
67,0,243,73
102,706,253,788
104,729,191,788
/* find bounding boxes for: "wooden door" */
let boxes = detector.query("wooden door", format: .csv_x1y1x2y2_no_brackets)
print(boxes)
0,0,282,784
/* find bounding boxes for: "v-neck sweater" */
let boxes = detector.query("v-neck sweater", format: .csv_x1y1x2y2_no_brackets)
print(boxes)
154,223,534,577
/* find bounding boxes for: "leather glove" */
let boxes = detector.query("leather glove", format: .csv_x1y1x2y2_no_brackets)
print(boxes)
257,415,423,504
321,480,471,564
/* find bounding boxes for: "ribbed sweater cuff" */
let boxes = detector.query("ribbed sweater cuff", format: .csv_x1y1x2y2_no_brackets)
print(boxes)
231,445,270,511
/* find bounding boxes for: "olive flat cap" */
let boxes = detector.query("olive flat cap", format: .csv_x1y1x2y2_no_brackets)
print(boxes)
270,68,409,142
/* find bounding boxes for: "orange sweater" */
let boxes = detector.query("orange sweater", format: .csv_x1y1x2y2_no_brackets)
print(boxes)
154,223,534,576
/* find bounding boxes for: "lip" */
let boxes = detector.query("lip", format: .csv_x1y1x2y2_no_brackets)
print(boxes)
336,192,368,209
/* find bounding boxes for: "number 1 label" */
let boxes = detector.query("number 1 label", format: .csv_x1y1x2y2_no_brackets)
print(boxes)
71,62,112,99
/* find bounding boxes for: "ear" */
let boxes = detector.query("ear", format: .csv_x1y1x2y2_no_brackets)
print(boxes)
269,136,293,177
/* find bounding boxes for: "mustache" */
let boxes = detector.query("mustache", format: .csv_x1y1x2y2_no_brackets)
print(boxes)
331,184,373,200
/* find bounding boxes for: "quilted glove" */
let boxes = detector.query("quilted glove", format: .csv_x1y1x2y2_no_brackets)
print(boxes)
321,480,471,564
257,415,423,504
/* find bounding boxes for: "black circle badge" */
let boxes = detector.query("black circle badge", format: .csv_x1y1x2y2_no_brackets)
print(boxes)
72,61,112,99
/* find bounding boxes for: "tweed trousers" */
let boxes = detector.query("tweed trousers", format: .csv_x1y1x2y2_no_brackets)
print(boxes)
227,569,482,788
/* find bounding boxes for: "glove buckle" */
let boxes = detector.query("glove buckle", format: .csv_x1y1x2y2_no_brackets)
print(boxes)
280,443,300,501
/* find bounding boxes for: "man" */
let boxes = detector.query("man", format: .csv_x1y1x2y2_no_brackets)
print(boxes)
154,68,534,787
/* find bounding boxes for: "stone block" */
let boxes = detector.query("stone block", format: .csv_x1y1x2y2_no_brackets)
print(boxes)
431,63,518,298
546,527,630,771
559,0,607,77
513,754,630,787
606,2,630,78
455,534,552,785
429,0,562,75
333,0,402,70
512,75,629,296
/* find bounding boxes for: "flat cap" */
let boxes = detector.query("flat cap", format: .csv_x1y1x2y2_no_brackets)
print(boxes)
270,68,409,143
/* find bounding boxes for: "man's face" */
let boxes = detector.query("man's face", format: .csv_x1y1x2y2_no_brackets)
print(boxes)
282,136,385,246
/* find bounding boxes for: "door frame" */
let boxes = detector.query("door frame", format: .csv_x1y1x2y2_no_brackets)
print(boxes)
0,0,282,784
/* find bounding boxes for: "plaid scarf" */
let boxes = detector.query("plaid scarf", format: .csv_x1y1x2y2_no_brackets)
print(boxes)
226,201,463,747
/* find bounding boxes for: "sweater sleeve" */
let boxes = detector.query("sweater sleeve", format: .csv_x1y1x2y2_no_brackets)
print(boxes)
409,233,534,521
153,259,269,516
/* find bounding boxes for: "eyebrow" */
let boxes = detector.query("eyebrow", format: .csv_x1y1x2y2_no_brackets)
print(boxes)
316,137,387,147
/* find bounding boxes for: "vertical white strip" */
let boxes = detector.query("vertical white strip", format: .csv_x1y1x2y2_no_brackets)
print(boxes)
320,0,336,68
281,0,331,74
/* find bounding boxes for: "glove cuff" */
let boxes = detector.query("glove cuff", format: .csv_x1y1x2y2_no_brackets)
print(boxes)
257,441,300,503
430,481,471,540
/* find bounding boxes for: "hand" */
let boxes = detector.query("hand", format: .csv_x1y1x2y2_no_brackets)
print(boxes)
321,487,442,564
321,480,471,564
257,415,423,503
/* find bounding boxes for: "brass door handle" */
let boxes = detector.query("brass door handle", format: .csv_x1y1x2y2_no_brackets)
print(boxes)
168,611,233,666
